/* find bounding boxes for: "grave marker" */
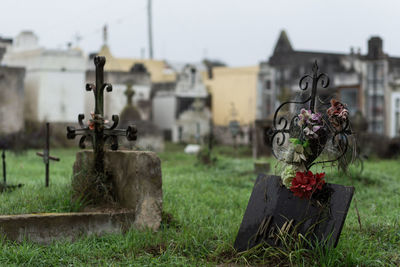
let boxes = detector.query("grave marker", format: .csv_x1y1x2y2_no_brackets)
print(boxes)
234,61,355,252
1,150,23,193
67,56,138,174
229,103,240,149
234,175,354,252
36,122,60,187
2,150,6,186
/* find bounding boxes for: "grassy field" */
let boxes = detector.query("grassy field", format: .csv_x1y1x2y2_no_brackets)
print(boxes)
0,144,399,266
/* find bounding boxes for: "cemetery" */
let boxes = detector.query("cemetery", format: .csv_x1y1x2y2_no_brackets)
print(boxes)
1,2,400,265
0,56,398,266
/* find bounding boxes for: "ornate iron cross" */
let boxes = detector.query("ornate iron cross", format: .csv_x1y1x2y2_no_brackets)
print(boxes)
67,56,138,174
270,60,352,170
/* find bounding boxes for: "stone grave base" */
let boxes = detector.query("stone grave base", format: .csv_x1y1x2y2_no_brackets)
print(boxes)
73,150,163,230
0,211,135,245
0,150,163,244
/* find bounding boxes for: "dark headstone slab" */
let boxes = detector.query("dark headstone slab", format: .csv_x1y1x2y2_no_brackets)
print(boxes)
234,175,354,252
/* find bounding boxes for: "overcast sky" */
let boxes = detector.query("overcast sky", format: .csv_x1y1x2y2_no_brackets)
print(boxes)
1,0,400,66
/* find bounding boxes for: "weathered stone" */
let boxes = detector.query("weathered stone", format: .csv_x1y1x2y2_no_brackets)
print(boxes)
73,150,162,230
0,211,135,245
0,66,25,134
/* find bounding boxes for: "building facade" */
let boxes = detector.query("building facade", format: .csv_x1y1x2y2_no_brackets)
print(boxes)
152,63,211,143
2,31,86,123
257,30,400,138
204,65,259,145
0,40,25,134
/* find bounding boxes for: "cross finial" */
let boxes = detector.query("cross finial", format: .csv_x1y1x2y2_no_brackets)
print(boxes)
103,24,108,45
124,84,135,106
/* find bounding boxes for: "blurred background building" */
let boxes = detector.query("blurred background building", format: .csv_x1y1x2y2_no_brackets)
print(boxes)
2,27,400,153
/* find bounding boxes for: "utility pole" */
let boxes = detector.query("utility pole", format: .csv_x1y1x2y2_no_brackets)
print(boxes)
148,0,154,59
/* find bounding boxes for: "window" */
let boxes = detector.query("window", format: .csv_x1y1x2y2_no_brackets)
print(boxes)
178,126,183,141
393,95,400,136
340,88,358,116
265,80,271,90
265,95,272,116
368,95,384,117
190,67,196,87
370,121,384,134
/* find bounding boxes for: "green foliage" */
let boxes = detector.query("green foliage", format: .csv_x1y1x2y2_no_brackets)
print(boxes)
0,145,398,266
196,147,217,165
71,167,116,208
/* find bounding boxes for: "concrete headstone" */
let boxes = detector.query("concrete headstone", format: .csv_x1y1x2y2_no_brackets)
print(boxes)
73,150,162,230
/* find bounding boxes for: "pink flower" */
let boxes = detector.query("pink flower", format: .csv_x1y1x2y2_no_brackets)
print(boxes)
327,99,349,130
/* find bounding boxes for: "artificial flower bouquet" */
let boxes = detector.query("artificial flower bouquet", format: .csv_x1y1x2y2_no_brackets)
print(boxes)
279,99,350,200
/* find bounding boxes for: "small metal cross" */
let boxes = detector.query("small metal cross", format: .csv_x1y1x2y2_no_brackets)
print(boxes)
2,150,6,186
36,122,60,187
1,150,23,192
67,56,137,174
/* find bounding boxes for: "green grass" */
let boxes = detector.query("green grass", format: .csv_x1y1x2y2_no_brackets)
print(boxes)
0,144,399,266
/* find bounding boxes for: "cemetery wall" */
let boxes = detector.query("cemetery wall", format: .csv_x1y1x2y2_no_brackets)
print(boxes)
0,66,25,134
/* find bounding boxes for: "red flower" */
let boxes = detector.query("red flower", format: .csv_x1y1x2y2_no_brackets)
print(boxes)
290,171,325,199
88,112,95,130
327,99,347,118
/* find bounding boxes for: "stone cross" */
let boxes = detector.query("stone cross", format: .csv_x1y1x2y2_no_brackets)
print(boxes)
36,122,60,187
67,56,138,174
124,84,135,106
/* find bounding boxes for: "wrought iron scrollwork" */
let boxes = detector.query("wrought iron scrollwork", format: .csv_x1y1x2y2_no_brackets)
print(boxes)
270,60,353,170
66,114,138,151
66,56,138,174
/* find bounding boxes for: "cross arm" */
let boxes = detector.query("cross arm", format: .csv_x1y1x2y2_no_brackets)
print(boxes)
36,152,60,162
